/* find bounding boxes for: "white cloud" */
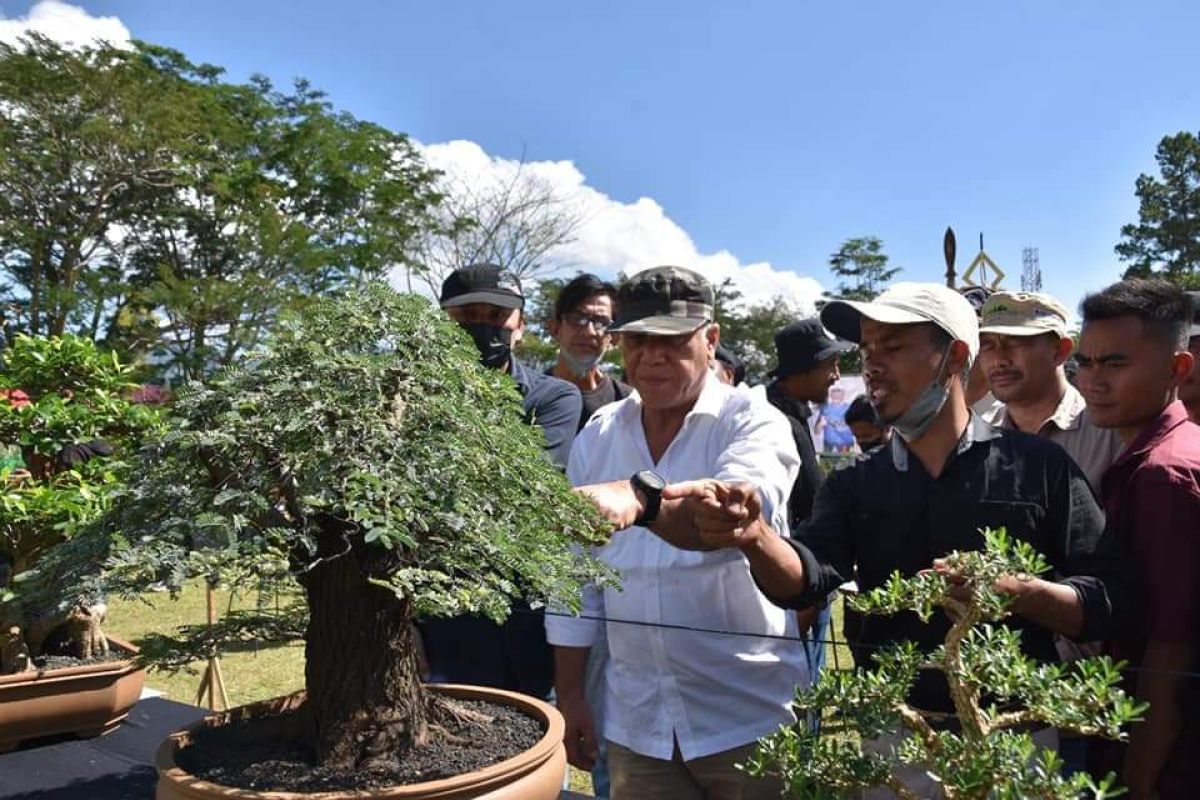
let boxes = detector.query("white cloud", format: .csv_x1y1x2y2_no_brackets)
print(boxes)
417,140,824,313
0,1,130,48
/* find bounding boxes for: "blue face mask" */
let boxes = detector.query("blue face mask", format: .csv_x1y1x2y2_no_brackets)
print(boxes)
558,349,604,380
891,345,954,442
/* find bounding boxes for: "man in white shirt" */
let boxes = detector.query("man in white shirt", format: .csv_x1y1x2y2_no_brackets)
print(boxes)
547,266,807,800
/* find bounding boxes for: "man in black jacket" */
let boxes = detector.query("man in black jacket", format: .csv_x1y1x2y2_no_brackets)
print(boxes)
664,283,1132,798
764,318,854,694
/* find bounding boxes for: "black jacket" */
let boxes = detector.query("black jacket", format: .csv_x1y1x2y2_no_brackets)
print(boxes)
766,380,824,530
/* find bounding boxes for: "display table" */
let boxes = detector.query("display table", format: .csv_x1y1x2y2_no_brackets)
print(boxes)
0,697,589,799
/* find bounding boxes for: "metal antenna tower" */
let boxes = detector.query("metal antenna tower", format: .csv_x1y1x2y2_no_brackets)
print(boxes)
1021,247,1042,293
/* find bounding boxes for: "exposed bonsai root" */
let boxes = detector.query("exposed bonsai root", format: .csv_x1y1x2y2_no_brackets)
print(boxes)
418,694,497,747
431,694,496,729
322,693,498,770
25,601,107,659
1,625,31,674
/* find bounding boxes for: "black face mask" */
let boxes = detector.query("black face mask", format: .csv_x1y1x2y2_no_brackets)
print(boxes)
859,438,884,452
462,322,513,370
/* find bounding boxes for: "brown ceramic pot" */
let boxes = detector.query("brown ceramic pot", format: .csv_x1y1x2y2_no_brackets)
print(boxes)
155,683,568,799
0,635,146,751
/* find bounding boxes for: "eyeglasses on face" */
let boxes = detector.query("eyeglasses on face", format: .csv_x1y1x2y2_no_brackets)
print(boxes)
561,312,612,333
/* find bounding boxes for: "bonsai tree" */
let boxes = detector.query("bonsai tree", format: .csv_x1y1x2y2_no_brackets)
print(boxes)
47,283,609,770
746,529,1144,799
0,334,161,672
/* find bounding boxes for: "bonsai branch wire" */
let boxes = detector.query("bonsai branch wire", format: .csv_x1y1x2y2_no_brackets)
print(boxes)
896,702,939,751
984,709,1036,735
940,595,984,738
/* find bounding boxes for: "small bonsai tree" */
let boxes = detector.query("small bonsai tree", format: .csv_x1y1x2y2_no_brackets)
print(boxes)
0,334,161,672
45,283,609,770
746,529,1144,799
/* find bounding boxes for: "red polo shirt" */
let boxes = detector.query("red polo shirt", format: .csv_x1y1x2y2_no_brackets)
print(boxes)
1100,401,1200,795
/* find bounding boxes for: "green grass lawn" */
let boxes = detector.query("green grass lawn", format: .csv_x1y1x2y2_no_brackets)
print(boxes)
106,588,856,797
107,585,306,708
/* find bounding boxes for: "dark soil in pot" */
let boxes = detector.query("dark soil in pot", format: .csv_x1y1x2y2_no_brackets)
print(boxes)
32,651,128,670
176,696,543,793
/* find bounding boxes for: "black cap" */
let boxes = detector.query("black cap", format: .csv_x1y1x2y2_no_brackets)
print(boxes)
769,318,855,379
440,263,524,310
1189,291,1200,338
608,266,715,335
714,344,745,386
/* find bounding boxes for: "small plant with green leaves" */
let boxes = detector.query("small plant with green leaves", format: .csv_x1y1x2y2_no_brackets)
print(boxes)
0,334,161,673
746,528,1143,799
42,283,611,771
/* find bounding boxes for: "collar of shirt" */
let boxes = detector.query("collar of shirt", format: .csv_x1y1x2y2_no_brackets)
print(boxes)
889,411,1001,473
1112,400,1193,467
995,384,1086,434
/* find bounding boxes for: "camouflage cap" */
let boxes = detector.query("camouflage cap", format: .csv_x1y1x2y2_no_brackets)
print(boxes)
609,266,714,335
979,291,1070,337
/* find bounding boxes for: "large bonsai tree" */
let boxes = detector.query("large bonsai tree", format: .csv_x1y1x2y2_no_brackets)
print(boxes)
46,283,609,770
746,529,1143,799
0,334,161,672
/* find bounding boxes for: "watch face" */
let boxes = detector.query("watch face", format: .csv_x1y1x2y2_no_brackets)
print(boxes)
636,470,667,491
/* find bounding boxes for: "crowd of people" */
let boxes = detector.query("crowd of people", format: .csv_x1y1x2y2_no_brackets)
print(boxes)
421,261,1200,800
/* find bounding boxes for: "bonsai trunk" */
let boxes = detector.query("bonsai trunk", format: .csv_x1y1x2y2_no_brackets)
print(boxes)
301,522,433,770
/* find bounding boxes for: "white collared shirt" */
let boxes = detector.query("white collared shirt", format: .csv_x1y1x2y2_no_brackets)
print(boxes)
545,373,808,761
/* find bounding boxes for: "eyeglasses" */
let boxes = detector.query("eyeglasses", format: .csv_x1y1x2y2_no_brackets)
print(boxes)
561,312,613,333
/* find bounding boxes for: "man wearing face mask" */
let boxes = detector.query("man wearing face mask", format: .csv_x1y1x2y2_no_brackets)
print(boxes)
547,273,632,432
440,263,581,467
416,264,581,700
663,283,1132,798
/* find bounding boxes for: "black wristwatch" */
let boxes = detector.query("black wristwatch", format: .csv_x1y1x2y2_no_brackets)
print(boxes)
630,470,666,526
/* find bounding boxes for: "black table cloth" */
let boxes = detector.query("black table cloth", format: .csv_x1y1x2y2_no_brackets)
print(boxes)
0,697,589,799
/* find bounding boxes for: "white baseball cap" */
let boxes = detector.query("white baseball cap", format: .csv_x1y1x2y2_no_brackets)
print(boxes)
821,282,980,361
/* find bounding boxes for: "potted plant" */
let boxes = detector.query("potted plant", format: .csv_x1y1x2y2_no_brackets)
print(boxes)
0,334,161,749
746,529,1144,799
54,284,609,797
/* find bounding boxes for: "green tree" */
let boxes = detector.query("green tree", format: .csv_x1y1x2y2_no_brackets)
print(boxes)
37,284,610,772
1116,131,1200,285
0,334,161,673
829,236,902,301
720,296,804,385
0,35,214,339
129,71,442,380
0,37,444,379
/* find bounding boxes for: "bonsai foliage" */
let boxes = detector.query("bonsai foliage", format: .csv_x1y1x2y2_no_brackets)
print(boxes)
61,283,609,768
747,529,1143,800
0,334,161,672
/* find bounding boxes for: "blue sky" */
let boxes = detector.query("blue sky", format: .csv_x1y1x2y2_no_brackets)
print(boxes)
4,0,1198,316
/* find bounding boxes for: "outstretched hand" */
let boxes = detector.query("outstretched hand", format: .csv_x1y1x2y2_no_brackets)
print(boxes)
659,479,766,551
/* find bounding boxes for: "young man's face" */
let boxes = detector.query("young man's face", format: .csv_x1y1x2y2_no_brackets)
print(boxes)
622,324,718,413
548,294,614,368
780,355,841,404
1076,316,1192,439
978,332,1068,405
859,319,957,424
849,420,887,450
